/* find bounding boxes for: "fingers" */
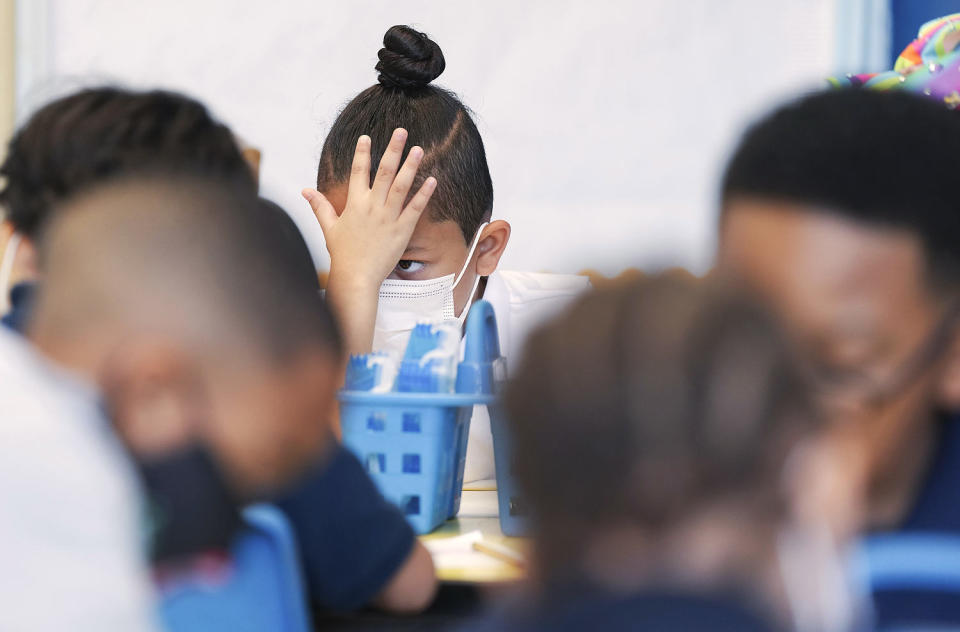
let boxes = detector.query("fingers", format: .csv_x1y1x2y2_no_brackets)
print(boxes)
371,128,408,202
348,135,372,197
399,177,438,229
384,145,424,215
302,188,337,233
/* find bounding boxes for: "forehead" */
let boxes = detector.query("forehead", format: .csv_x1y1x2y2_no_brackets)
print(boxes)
717,198,934,342
323,182,467,255
405,214,468,255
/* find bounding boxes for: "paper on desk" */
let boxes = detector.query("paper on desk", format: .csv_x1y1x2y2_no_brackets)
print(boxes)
424,530,504,570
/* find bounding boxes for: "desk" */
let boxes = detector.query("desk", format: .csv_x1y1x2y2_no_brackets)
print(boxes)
420,490,528,584
315,490,528,630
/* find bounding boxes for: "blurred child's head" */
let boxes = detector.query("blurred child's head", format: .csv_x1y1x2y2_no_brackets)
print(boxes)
257,196,320,290
0,86,255,285
507,275,857,600
717,88,960,525
30,177,341,560
317,25,510,315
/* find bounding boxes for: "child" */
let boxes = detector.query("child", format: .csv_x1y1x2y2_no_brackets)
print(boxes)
716,87,960,628
467,275,866,631
303,25,590,482
0,177,342,630
0,87,437,615
0,87,257,331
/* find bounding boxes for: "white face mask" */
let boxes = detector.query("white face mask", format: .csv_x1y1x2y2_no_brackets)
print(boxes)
373,222,489,358
0,232,21,314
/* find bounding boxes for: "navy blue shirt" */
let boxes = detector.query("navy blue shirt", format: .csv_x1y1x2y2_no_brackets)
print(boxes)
899,416,960,531
276,444,416,612
1,282,35,333
872,415,960,628
461,589,779,632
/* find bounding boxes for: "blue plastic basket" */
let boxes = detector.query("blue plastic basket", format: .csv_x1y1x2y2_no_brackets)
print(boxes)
489,403,529,536
340,300,502,534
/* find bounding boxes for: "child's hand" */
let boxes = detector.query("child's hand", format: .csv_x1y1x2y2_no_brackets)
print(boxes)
302,128,437,354
302,128,437,289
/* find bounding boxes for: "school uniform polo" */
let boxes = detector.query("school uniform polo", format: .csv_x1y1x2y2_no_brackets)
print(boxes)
461,588,779,632
463,270,590,483
275,444,418,612
872,415,960,628
1,281,35,333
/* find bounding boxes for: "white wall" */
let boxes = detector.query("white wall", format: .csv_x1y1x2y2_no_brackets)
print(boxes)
16,0,843,275
0,0,14,164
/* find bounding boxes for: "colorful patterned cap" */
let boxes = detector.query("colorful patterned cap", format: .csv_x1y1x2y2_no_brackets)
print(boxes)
828,13,960,110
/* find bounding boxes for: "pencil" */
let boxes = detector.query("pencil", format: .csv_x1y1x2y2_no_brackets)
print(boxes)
472,539,527,569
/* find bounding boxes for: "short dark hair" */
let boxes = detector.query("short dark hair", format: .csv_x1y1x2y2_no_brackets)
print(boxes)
317,25,493,243
37,177,341,362
257,197,320,292
0,87,256,238
506,275,818,581
721,88,960,290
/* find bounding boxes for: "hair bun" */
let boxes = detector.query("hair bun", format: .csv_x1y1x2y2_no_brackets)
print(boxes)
376,25,446,90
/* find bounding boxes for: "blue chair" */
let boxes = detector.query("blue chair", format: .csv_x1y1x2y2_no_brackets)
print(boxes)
859,533,960,631
862,533,960,593
158,504,311,632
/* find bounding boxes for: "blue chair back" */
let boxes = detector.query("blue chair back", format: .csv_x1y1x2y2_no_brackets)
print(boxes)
159,504,311,632
859,533,960,631
862,533,960,593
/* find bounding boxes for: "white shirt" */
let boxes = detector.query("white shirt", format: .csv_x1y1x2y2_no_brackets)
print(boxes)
0,328,159,631
463,270,590,483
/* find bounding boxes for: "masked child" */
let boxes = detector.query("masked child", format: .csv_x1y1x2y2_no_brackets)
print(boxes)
303,25,590,482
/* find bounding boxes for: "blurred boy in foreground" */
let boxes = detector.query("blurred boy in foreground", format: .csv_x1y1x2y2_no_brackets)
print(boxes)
0,177,343,629
718,87,960,626
468,275,865,632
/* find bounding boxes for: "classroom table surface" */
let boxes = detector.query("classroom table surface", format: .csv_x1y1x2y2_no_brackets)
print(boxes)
419,488,528,584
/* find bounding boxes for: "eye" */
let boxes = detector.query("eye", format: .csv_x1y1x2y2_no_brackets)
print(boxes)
395,260,426,273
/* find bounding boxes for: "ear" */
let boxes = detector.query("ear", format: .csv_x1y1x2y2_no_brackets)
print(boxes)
1,221,38,283
937,330,960,409
100,341,207,458
475,220,511,276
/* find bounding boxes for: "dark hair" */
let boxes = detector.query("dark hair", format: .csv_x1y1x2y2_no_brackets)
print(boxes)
506,275,819,581
39,177,341,361
721,88,960,290
257,197,320,292
0,87,256,238
317,25,493,242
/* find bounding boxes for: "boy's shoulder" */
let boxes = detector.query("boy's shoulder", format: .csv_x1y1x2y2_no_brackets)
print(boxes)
460,590,776,632
489,270,591,306
0,327,73,425
0,327,93,417
0,325,134,485
483,270,591,362
276,444,417,610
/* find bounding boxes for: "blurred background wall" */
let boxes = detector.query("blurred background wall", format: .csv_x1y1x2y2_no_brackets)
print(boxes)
1,0,14,165
10,0,900,275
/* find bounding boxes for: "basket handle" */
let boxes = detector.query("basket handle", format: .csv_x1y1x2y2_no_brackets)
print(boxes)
456,300,502,395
